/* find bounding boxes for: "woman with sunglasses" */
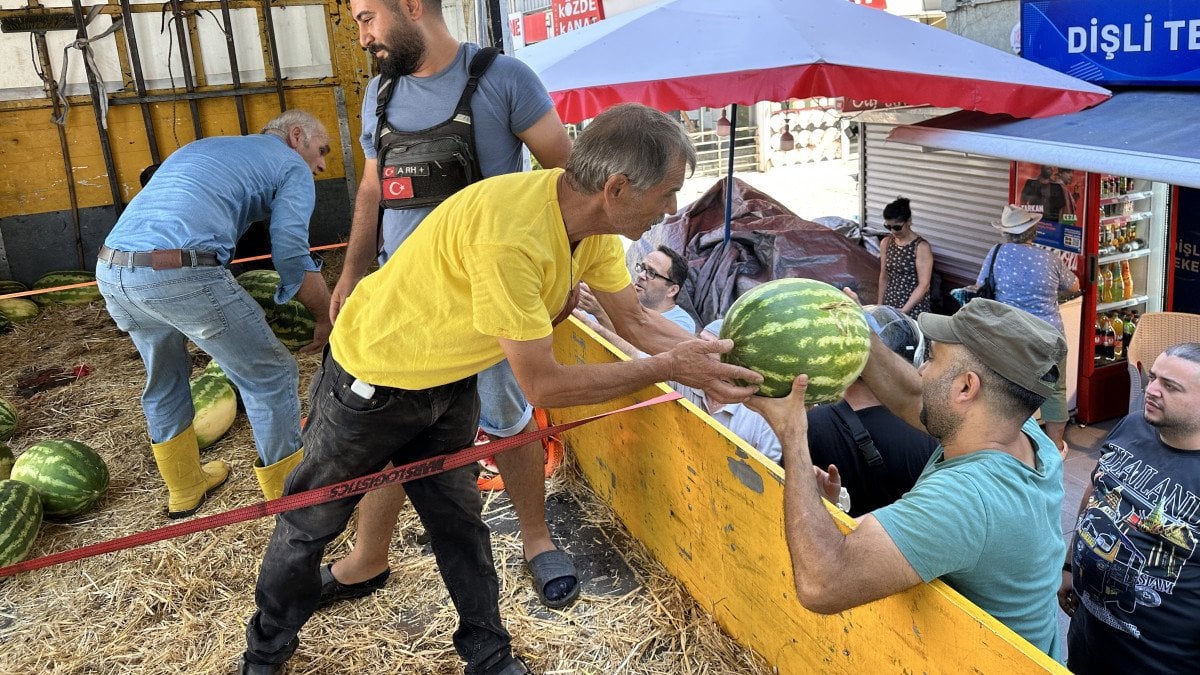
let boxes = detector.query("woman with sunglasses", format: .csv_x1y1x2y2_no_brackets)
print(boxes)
877,196,933,318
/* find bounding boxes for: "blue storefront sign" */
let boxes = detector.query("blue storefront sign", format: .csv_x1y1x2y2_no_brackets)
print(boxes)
1021,0,1200,85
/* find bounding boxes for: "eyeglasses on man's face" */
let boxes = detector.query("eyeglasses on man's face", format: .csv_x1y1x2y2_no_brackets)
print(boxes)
634,262,676,285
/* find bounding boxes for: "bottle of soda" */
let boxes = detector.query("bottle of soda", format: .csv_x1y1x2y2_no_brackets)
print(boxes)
1111,314,1125,360
1103,315,1117,360
1125,311,1137,346
1094,316,1104,358
1103,264,1117,304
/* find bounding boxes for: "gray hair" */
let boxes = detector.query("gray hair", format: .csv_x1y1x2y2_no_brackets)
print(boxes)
1004,227,1038,244
1163,343,1200,365
565,103,696,194
261,110,325,143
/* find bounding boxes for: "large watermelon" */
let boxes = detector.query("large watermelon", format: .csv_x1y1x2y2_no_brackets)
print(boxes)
236,270,316,351
0,297,40,323
0,479,42,568
11,440,109,520
0,280,28,295
720,278,871,403
0,442,13,480
191,373,236,449
0,397,17,442
32,270,103,306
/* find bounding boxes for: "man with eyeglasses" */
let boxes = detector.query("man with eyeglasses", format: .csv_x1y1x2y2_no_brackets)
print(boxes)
581,245,696,335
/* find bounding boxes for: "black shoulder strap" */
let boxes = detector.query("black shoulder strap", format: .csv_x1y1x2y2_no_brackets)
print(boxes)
984,243,1001,286
453,46,500,117
830,400,884,470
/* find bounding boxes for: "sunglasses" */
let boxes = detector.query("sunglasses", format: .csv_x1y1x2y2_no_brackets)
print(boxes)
885,222,907,232
634,262,677,285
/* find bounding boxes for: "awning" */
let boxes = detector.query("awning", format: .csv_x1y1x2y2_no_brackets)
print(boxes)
887,91,1200,189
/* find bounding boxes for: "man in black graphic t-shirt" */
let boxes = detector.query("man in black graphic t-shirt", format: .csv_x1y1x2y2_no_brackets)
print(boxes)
1061,343,1200,673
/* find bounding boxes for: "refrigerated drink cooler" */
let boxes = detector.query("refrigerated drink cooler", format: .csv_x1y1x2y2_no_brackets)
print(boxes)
1013,164,1176,424
1078,175,1173,423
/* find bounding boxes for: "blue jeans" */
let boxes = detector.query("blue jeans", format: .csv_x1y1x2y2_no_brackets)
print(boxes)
477,359,533,437
244,351,514,673
95,262,301,462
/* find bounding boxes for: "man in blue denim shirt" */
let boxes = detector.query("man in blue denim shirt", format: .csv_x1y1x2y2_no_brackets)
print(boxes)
95,109,333,518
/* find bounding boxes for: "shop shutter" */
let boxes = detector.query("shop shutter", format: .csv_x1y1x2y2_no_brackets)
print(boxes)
864,121,1010,287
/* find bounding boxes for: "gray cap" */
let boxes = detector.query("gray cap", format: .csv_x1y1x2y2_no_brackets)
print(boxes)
917,299,1067,399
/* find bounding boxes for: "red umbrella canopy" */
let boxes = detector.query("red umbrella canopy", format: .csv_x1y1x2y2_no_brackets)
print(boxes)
517,0,1110,123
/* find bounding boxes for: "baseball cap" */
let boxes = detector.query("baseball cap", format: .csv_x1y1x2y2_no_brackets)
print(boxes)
917,299,1066,399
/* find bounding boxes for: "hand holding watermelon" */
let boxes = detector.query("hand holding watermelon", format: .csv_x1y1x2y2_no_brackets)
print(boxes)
745,374,812,442
663,337,762,404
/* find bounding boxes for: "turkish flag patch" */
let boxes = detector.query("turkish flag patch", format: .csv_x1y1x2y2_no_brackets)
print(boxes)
383,176,414,200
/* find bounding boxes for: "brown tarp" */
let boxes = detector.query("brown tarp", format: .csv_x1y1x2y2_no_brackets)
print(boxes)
628,177,880,327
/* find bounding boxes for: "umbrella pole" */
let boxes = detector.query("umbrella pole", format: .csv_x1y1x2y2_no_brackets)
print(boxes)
723,104,737,244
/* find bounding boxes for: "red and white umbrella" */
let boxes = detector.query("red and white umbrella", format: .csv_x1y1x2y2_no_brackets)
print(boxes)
517,0,1110,124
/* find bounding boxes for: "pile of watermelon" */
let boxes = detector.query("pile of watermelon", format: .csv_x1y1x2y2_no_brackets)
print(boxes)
236,270,316,351
0,394,112,566
720,278,871,405
0,436,109,567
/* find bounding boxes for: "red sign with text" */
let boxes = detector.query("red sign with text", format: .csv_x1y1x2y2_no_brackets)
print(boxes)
850,0,888,8
550,0,605,37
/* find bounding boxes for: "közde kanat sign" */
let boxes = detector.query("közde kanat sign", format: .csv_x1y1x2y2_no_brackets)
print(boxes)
1021,0,1200,85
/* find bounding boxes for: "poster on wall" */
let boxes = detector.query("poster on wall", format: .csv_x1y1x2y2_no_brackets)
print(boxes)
1015,162,1085,255
1174,187,1200,314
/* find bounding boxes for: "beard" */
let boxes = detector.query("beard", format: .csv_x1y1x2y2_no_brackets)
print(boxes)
920,372,962,442
373,23,425,78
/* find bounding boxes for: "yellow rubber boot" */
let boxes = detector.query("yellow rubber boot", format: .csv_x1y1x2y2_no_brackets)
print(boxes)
254,448,304,501
150,425,231,519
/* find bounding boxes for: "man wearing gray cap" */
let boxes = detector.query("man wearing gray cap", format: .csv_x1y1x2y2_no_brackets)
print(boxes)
748,298,1067,659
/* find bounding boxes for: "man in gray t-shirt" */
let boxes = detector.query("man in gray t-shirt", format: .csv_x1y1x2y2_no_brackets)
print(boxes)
322,0,575,626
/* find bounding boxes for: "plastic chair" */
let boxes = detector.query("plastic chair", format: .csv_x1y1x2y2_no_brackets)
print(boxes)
1125,311,1200,414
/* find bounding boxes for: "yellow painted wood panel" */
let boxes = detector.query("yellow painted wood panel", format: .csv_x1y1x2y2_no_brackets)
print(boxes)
0,89,347,219
550,318,1067,674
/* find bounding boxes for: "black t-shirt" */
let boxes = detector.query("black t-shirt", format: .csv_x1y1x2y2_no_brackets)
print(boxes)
1067,413,1200,674
806,404,937,517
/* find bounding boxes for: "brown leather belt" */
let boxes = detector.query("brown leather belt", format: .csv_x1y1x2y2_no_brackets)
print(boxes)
98,245,220,269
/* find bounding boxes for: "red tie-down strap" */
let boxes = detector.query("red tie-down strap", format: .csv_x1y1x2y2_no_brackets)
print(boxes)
0,391,681,578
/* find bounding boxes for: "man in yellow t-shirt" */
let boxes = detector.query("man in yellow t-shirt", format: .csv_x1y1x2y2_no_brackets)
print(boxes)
239,103,761,675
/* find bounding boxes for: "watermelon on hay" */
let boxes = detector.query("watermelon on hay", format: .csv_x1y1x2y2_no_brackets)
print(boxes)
10,440,109,520
0,297,39,323
0,397,17,442
0,442,13,480
0,479,42,568
720,278,870,404
0,280,27,295
191,372,237,449
236,270,316,351
32,270,103,306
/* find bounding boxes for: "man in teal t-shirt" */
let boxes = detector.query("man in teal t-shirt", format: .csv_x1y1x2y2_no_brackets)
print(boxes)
748,298,1067,659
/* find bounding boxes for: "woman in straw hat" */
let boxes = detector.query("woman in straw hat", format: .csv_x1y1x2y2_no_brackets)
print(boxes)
974,204,1080,450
